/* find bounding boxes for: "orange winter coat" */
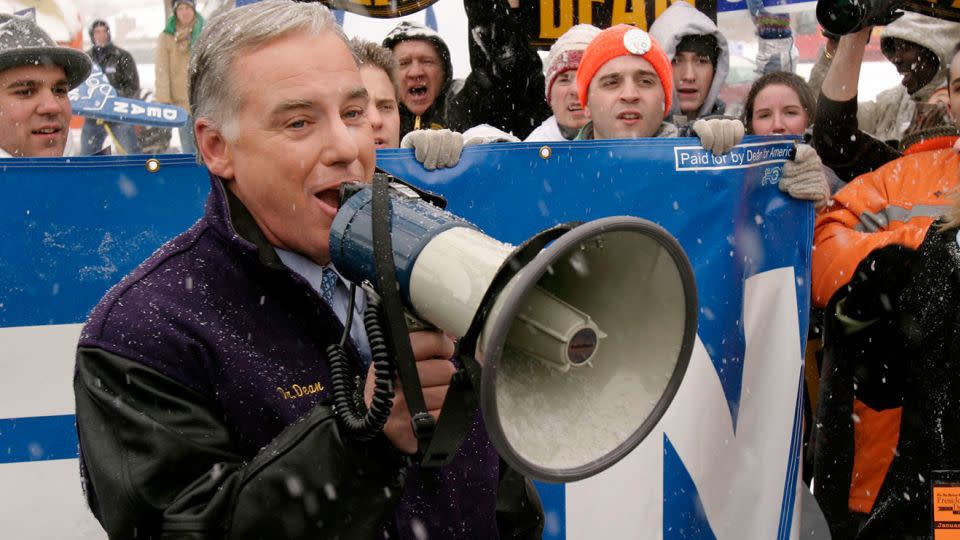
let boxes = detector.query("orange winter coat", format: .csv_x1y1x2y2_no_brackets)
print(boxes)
812,136,960,514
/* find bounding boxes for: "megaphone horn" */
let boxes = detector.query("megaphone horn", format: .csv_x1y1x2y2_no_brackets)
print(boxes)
329,177,697,482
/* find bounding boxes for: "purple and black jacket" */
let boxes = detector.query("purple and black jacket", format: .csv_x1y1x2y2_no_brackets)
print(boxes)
74,174,542,539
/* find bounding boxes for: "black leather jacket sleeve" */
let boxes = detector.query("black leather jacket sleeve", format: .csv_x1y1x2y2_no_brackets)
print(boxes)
812,92,901,183
74,346,406,540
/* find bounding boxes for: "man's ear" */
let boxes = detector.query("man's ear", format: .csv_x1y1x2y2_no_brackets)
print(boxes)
195,118,234,179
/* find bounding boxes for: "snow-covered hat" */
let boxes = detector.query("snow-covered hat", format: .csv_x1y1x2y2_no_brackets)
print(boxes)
382,21,453,85
543,24,600,103
0,12,91,89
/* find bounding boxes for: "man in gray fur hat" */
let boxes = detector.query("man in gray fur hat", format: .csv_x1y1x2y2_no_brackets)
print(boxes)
0,12,91,157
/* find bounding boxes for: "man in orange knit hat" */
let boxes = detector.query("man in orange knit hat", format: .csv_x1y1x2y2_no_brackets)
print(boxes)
573,23,743,154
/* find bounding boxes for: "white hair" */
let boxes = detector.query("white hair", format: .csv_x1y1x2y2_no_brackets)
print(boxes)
189,0,353,155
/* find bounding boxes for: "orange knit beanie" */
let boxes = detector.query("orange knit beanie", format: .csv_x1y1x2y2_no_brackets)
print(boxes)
576,24,673,117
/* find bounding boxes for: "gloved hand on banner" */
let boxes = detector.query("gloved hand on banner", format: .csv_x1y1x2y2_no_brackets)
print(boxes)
402,129,465,170
692,118,745,155
780,144,830,208
461,123,521,144
403,127,518,170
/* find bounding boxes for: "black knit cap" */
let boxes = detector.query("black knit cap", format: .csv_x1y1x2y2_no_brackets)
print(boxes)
676,34,720,68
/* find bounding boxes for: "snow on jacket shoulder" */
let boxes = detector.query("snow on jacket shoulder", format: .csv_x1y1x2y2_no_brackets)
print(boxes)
854,223,960,538
812,137,960,308
525,116,565,142
648,1,729,121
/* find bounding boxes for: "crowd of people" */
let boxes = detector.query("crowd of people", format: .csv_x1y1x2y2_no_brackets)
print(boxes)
3,0,960,538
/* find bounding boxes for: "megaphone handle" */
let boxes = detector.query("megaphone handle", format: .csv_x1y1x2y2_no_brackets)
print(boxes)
370,173,436,446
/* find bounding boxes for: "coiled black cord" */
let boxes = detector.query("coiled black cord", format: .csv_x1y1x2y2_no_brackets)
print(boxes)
328,287,395,440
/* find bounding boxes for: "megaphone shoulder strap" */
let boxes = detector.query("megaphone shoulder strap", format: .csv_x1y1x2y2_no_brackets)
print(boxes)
370,173,436,444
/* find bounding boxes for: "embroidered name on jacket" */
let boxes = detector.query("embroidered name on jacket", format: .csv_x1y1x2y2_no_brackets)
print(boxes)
276,381,325,400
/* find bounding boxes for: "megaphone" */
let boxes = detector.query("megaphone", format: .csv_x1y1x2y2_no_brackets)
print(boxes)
328,176,697,482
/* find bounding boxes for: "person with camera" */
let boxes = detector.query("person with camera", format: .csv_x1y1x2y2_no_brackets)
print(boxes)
811,10,960,156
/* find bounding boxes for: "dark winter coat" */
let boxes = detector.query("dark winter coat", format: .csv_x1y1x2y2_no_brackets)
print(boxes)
384,1,550,140
812,138,960,537
74,173,543,539
86,42,139,99
823,222,960,539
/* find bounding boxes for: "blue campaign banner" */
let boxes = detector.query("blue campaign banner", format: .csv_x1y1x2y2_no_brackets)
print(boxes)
377,136,812,539
69,65,189,128
0,137,811,539
0,154,209,328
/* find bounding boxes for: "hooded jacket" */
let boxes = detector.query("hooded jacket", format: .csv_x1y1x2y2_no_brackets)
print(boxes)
86,21,139,99
383,4,550,140
382,22,455,135
525,116,570,142
649,1,730,122
810,12,960,145
74,174,544,540
811,136,960,535
155,12,204,110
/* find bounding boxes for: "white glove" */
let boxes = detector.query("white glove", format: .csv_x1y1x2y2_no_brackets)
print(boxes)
401,129,464,170
692,118,745,155
780,144,830,208
461,123,520,144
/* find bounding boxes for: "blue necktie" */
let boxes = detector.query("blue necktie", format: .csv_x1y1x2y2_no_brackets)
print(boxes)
320,267,339,305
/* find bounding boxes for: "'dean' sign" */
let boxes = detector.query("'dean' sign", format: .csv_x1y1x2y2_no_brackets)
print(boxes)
526,0,716,44
321,0,717,48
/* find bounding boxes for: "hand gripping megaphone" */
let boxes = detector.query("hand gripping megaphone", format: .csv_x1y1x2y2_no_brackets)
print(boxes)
326,174,697,482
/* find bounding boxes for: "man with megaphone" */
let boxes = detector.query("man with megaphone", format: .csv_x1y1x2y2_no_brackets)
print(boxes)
72,2,544,538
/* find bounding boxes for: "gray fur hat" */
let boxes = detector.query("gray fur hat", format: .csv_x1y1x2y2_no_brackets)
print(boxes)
0,12,92,89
